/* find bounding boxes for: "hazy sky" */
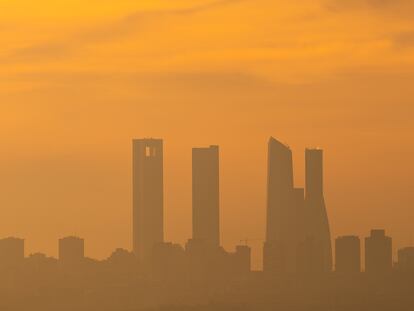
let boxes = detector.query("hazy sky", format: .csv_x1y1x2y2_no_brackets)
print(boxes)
1,0,413,269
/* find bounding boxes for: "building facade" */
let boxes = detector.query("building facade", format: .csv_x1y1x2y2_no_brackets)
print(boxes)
365,229,392,274
132,139,164,262
305,149,333,273
192,145,220,247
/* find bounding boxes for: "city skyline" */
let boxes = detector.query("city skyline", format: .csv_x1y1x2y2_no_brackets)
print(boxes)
2,1,414,309
1,135,412,310
1,0,414,273
1,137,412,271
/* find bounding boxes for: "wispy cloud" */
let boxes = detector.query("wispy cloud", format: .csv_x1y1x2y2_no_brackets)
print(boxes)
4,0,245,63
163,0,244,15
324,0,414,15
392,31,414,49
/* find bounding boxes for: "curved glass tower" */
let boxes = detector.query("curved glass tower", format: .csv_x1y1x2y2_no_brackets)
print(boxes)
264,137,297,275
263,138,332,276
305,149,333,273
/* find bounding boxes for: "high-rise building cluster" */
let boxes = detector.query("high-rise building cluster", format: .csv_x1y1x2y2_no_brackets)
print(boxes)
1,136,414,310
132,139,248,280
264,138,332,276
1,137,413,278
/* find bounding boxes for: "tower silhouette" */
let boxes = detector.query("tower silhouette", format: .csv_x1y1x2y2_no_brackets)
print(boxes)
132,139,164,262
305,149,332,273
263,137,297,275
365,229,392,274
192,145,220,247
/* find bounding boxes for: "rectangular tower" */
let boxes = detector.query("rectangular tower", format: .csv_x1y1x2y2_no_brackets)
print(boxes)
192,145,220,247
133,139,164,262
264,137,295,276
365,229,392,274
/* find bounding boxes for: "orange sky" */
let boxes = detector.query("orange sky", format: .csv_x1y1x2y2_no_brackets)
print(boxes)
1,0,414,270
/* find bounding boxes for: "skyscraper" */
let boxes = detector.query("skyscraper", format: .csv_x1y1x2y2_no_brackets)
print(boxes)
264,137,296,275
335,236,361,274
192,145,220,247
365,229,392,274
133,139,164,262
305,149,333,273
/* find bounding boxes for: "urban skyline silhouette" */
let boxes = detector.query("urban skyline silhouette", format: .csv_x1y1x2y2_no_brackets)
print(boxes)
1,136,413,310
2,1,414,310
1,137,412,268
